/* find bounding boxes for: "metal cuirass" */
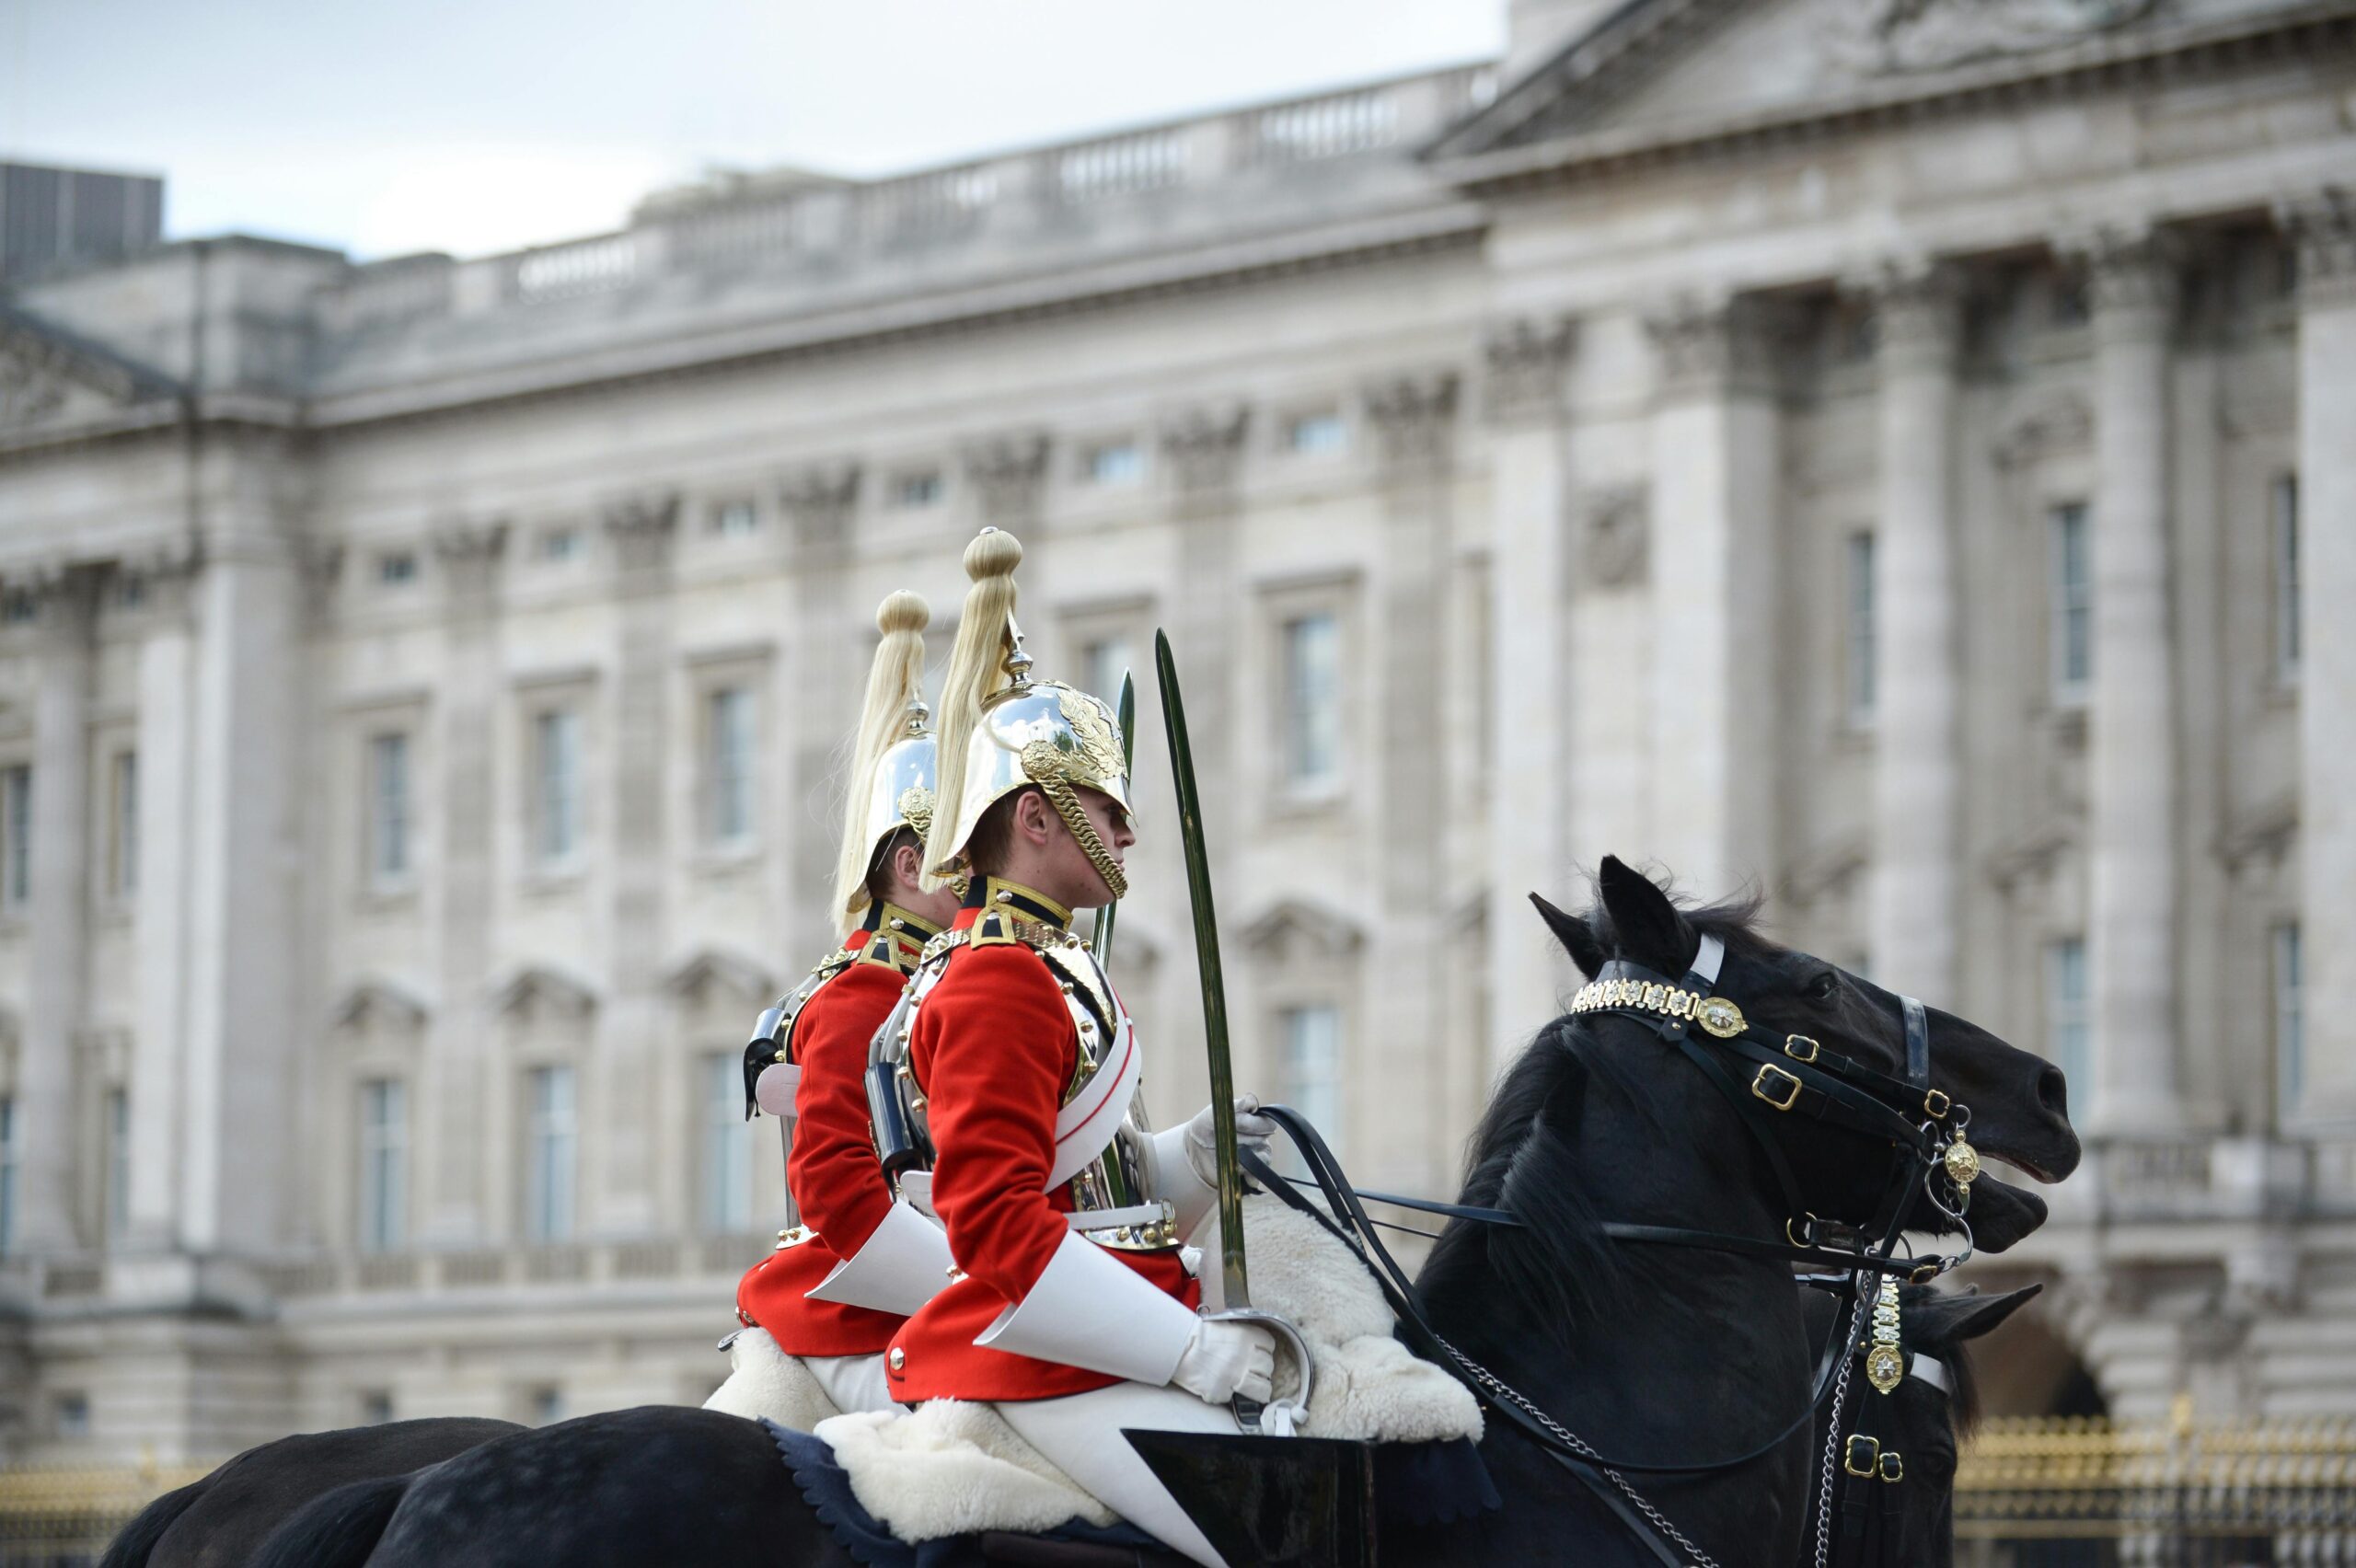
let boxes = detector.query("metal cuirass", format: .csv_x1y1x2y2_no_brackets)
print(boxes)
869,926,1176,1253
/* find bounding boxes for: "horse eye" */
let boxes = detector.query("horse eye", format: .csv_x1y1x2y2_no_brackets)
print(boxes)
1805,971,1839,1001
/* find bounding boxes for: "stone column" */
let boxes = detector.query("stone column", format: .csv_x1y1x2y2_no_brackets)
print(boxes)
1156,406,1251,1118
2082,231,2184,1135
1867,265,1965,1004
780,461,863,961
598,492,677,1235
14,567,96,1253
179,524,304,1253
2283,190,2356,1127
124,546,201,1252
1483,315,1577,1075
424,519,506,1242
1365,371,1459,1191
1644,297,1784,900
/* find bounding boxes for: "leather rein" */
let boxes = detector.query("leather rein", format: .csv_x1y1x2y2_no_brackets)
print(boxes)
1238,934,1979,1568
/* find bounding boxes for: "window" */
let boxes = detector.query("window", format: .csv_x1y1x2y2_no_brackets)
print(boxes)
2273,473,2300,683
366,733,410,887
2046,938,2089,1094
108,749,138,898
358,1078,408,1252
890,469,943,509
1083,441,1144,487
2275,923,2304,1124
523,1065,577,1242
52,1393,89,1440
529,1386,566,1425
0,589,36,626
375,550,418,586
1285,411,1347,455
1080,636,1134,714
114,575,145,611
0,1098,17,1256
700,1054,753,1235
1278,1005,1344,1165
1,764,29,908
710,497,759,537
533,709,582,868
2050,502,2092,702
706,687,756,847
359,1390,396,1425
1281,612,1342,791
103,1089,129,1243
1842,532,1876,723
535,526,583,563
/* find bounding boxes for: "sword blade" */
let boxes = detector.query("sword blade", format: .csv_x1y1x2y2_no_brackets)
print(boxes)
1089,671,1138,970
1153,631,1247,1310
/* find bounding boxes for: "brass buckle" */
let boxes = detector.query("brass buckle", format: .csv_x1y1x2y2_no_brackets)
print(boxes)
1843,1434,1880,1478
1784,1034,1820,1063
1923,1089,1952,1119
1785,1213,1819,1248
1752,1064,1803,1113
1909,1259,1943,1286
1879,1451,1904,1483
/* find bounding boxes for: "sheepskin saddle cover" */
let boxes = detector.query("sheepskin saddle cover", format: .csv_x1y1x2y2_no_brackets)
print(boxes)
713,1193,1481,1544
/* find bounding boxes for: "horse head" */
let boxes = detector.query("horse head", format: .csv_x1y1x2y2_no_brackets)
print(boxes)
1533,858,2080,1189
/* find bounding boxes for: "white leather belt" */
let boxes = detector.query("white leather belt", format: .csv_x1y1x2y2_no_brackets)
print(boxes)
897,1173,1166,1236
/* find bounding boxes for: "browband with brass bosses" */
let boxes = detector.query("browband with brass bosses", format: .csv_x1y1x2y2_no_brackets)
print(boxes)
1568,975,1749,1041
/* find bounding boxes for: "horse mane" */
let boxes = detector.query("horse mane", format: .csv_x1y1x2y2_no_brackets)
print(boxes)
1422,888,1775,1350
1900,1284,1986,1436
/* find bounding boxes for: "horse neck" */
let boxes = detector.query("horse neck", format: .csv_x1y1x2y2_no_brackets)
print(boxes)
1415,1020,1819,1562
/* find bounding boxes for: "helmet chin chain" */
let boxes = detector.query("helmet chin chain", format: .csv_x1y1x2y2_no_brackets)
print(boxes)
1036,769,1129,902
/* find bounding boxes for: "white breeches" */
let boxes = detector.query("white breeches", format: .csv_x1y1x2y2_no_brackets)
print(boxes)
802,1352,898,1416
993,1382,1246,1568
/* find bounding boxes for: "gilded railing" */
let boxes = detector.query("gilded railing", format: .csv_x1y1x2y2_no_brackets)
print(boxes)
1958,1407,2356,1542
0,1459,211,1558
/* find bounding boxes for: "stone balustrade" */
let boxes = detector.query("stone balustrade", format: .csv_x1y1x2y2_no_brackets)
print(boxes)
313,63,1494,336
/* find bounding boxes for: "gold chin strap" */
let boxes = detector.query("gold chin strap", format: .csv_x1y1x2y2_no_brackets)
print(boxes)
1034,768,1130,902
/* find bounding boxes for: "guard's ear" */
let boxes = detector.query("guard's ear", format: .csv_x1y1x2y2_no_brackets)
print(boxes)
1530,893,1608,978
1920,1283,2043,1347
1596,856,1692,975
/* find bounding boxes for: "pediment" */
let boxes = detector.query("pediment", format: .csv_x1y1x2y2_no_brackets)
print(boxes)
664,947,779,1010
1240,899,1365,964
1434,0,2254,162
0,303,179,437
330,978,431,1034
491,963,599,1024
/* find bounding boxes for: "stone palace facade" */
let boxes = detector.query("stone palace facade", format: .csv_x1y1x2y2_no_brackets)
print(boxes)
0,0,2350,1464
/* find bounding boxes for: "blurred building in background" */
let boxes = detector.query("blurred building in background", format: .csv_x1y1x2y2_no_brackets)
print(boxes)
0,0,2349,1467
0,162,164,284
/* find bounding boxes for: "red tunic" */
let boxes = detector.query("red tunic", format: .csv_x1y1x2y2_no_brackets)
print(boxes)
885,905,1196,1403
736,923,925,1357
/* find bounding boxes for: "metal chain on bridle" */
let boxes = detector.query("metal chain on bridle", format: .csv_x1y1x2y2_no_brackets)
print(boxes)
1240,934,1980,1568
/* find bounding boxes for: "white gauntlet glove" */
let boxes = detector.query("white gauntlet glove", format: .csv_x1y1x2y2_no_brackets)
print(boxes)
1183,1095,1277,1189
1170,1316,1276,1406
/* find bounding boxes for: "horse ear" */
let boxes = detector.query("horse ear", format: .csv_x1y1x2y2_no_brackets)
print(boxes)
1923,1283,2044,1346
1529,893,1608,978
1596,856,1692,974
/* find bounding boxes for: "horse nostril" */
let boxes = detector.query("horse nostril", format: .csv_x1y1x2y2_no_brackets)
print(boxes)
2038,1064,2069,1119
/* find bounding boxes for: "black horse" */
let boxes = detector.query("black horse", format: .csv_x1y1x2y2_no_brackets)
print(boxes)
1796,1282,2038,1568
230,859,2077,1568
98,1419,521,1568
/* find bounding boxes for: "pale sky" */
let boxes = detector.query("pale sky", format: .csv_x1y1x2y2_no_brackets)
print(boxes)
2,0,1503,262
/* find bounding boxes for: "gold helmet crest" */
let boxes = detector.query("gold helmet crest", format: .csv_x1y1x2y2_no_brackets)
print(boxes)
924,528,1134,897
829,590,941,932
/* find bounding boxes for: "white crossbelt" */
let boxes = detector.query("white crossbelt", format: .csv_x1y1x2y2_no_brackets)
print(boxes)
896,1172,1166,1235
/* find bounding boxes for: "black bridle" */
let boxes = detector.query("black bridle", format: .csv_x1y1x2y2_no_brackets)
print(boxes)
1239,935,1979,1568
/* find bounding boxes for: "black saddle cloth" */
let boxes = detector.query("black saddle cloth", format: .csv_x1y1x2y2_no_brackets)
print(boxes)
762,1420,1174,1568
